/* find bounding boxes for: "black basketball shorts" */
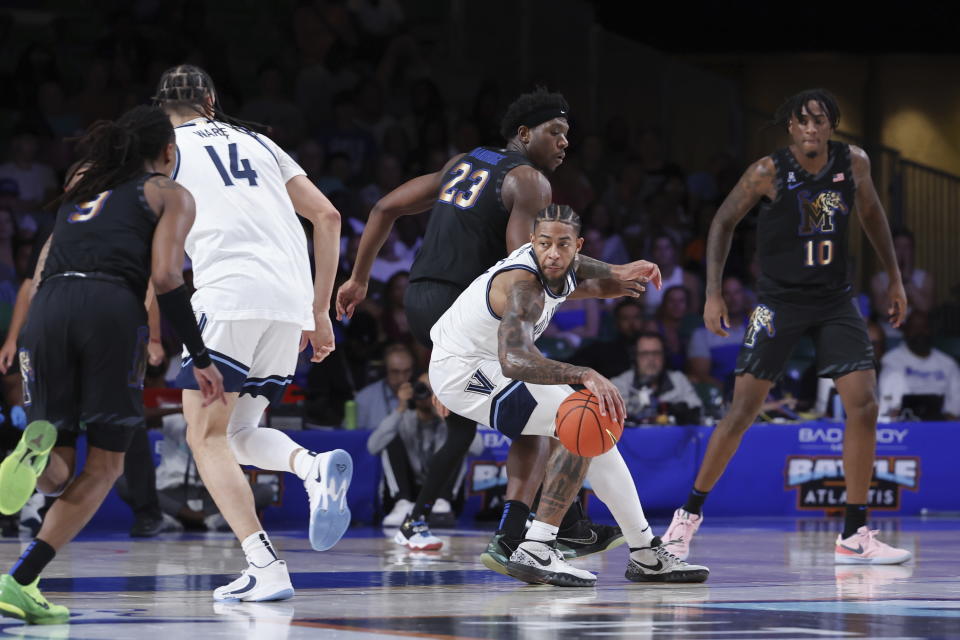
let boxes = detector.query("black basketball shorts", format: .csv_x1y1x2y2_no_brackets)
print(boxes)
734,294,875,383
404,279,466,348
19,278,147,453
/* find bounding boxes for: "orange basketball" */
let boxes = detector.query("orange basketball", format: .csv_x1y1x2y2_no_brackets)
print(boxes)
555,389,623,457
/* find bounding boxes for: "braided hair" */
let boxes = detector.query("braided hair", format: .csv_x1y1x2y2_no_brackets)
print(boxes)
63,105,173,205
773,88,841,130
534,203,581,234
153,64,266,132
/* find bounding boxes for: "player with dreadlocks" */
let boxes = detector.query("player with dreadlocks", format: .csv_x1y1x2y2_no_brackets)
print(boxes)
154,64,348,602
0,105,224,624
661,88,912,565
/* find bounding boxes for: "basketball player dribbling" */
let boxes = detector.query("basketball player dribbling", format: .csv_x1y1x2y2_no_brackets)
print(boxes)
430,204,709,586
337,90,658,566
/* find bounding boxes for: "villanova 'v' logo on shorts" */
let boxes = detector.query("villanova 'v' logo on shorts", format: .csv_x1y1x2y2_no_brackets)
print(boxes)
465,368,495,395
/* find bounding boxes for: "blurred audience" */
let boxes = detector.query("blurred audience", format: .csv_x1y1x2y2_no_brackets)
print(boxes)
686,275,748,394
612,333,702,426
879,311,960,420
353,342,415,430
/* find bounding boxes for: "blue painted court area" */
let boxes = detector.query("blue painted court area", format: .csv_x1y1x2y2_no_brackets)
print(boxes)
0,516,957,638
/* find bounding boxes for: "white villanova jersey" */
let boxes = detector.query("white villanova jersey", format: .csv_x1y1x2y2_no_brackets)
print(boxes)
173,118,314,329
431,243,577,361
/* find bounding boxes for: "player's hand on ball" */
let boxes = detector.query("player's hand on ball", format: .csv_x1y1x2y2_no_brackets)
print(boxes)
580,369,625,425
887,280,907,328
194,364,226,407
704,293,730,337
612,260,662,291
336,278,368,321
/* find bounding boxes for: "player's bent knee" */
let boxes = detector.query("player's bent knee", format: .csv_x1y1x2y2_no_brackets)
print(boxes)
84,448,126,482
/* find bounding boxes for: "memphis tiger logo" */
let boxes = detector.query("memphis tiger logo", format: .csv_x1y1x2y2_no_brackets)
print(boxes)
797,189,848,235
744,305,776,348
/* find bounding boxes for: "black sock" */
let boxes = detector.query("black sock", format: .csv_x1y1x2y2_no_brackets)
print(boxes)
559,496,584,532
411,503,432,521
682,488,709,515
842,504,867,539
10,538,56,586
497,500,531,541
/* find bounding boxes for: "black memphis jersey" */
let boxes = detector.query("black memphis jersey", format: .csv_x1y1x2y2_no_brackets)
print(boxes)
43,172,162,299
756,141,856,301
409,147,534,288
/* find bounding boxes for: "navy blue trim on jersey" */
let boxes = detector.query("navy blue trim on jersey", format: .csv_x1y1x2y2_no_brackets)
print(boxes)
245,130,279,166
197,313,208,335
241,374,294,404
175,122,198,129
489,380,538,440
485,265,540,320
171,146,181,180
176,348,249,393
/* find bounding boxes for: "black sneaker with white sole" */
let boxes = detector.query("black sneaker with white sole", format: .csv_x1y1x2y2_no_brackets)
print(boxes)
556,519,626,559
625,536,710,583
505,540,597,587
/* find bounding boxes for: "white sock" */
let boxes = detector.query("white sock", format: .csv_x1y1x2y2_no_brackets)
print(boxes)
241,530,279,568
586,447,654,548
292,449,318,480
227,394,302,472
525,520,559,543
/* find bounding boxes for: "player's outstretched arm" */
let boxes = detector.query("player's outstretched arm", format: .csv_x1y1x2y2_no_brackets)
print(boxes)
336,153,464,319
703,157,775,336
566,275,645,300
287,175,341,363
493,270,625,423
850,146,907,328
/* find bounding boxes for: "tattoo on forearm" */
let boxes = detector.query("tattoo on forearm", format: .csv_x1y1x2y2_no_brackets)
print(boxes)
498,279,589,384
538,447,590,523
706,161,772,294
574,254,613,280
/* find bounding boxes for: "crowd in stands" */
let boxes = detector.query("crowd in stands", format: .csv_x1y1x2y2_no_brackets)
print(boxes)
1,1,958,531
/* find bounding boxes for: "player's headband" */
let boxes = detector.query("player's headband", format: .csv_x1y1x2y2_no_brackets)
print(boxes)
518,106,568,130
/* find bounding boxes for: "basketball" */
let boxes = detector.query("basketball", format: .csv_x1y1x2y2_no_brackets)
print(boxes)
555,389,623,457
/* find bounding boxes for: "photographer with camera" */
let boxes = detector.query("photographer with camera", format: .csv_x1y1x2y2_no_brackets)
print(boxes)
368,373,478,527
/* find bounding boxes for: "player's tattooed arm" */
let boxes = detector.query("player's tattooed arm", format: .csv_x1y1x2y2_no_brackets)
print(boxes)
573,254,612,279
704,157,776,297
497,275,590,385
537,445,591,523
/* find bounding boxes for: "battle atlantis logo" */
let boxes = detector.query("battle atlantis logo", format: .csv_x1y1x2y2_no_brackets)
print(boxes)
785,456,920,510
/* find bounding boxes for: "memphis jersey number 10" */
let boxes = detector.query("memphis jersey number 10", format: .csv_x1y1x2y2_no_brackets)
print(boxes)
439,161,490,209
